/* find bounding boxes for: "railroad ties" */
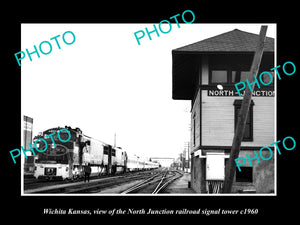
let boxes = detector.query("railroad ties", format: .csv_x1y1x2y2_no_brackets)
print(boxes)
24,168,183,194
121,169,183,194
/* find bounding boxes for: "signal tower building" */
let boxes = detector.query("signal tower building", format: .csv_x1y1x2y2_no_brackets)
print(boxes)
171,29,275,193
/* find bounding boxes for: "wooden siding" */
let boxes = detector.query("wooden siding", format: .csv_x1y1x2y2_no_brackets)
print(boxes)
191,90,201,151
201,90,274,147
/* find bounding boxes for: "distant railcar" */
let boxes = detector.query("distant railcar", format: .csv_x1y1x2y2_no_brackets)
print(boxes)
126,154,160,172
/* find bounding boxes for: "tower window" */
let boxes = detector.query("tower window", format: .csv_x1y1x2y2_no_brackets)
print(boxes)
234,100,254,141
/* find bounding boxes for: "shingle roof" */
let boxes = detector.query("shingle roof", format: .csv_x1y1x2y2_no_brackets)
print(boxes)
173,29,274,53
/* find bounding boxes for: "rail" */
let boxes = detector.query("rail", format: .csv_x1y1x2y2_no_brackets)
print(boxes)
121,170,183,194
120,172,163,194
152,171,182,194
25,170,160,194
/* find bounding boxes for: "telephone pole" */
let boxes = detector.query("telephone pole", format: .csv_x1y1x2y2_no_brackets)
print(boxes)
114,133,116,148
222,26,268,193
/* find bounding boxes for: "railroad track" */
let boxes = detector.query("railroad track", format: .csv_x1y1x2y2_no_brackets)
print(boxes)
24,170,147,190
24,178,69,190
121,170,183,194
65,173,150,194
26,170,161,194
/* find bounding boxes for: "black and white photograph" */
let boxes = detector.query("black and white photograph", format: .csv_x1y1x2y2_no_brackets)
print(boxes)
4,5,298,220
20,23,276,196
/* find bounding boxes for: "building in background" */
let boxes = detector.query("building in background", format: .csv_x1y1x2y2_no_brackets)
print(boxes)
172,29,275,193
23,115,34,173
150,157,175,168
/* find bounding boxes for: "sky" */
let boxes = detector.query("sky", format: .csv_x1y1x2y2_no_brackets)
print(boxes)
21,23,276,159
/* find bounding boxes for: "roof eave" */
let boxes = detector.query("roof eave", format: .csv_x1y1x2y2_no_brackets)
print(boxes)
172,50,274,55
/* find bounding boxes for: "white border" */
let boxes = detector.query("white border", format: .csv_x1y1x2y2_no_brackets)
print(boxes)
21,23,277,197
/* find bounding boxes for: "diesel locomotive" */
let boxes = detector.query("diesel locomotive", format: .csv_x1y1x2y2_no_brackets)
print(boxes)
33,126,159,180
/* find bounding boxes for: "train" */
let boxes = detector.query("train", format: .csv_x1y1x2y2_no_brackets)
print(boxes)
32,126,159,180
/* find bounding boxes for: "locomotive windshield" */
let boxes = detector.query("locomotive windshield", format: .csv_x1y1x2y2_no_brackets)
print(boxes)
34,127,76,164
35,144,70,164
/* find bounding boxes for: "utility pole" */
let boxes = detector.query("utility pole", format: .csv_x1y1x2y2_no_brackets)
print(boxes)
187,142,190,172
184,141,190,172
222,26,268,193
114,133,116,148
180,153,183,171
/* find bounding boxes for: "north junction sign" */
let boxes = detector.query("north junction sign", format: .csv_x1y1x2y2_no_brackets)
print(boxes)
207,89,275,97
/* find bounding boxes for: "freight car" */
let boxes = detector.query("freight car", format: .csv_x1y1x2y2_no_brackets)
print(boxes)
33,126,158,180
